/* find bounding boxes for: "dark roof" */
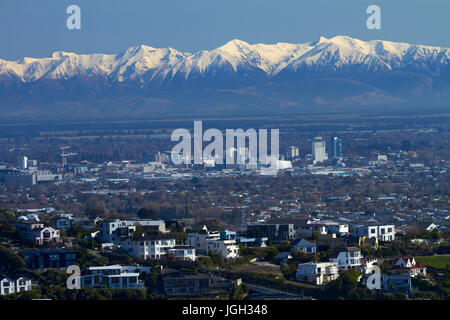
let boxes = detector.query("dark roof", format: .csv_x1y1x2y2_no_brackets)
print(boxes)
0,273,31,281
21,249,75,255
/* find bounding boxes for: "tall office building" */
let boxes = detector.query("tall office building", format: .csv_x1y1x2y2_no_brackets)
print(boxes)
333,137,343,159
288,146,299,159
18,156,28,170
312,137,328,164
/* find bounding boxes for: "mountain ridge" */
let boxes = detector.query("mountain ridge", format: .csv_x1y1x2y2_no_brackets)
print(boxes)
0,35,449,121
1,35,449,83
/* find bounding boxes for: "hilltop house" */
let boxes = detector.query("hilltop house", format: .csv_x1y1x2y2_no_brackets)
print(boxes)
187,230,239,260
98,219,167,244
81,265,151,289
121,235,196,261
22,249,77,270
391,257,427,277
14,221,61,245
163,274,240,296
296,262,339,285
330,247,363,270
0,274,33,295
352,224,396,242
50,214,73,231
291,239,317,254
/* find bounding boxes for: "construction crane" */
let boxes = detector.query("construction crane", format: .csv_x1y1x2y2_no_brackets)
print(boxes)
60,146,77,167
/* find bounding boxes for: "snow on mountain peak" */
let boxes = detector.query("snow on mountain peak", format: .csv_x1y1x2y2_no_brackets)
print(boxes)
0,36,448,82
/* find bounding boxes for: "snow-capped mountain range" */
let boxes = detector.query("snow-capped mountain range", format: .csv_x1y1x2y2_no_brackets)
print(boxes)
0,35,449,120
1,35,449,83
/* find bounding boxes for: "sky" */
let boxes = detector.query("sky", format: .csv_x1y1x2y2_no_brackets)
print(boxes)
0,0,449,60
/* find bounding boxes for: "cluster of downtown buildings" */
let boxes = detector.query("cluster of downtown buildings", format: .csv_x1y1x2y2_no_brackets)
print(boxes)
0,136,344,186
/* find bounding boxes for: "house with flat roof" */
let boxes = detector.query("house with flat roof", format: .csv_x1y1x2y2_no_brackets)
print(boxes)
81,265,150,289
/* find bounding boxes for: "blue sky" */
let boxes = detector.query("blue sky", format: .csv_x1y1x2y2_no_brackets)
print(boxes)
1,0,449,60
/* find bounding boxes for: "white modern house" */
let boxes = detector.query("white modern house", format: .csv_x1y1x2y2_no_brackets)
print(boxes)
325,222,349,235
121,236,196,261
331,247,363,270
187,230,239,260
167,246,197,261
205,239,239,260
187,231,221,252
81,265,151,289
98,219,167,243
353,224,396,241
0,275,33,295
296,221,349,237
296,262,339,285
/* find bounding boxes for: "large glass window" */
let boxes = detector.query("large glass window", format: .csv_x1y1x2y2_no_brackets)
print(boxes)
49,254,60,261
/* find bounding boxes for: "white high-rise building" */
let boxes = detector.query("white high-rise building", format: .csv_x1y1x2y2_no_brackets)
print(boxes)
312,137,328,164
18,156,28,170
288,146,299,159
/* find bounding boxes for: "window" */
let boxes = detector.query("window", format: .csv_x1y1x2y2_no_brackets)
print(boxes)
49,254,60,261
129,277,137,284
66,253,76,260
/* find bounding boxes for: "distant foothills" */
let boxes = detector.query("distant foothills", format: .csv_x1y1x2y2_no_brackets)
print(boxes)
0,35,449,121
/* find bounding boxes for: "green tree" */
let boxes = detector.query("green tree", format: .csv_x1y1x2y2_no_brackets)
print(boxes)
137,208,158,220
0,245,25,272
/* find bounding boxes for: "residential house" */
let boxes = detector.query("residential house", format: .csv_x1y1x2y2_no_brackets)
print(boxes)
380,273,412,293
296,262,339,285
167,246,197,261
352,224,396,241
98,219,166,244
330,247,363,270
22,249,76,269
236,236,268,248
206,239,239,260
163,274,241,296
81,265,151,289
121,235,196,261
391,257,427,277
291,239,316,254
50,214,73,231
14,221,61,245
187,230,221,252
246,223,295,242
0,274,33,295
